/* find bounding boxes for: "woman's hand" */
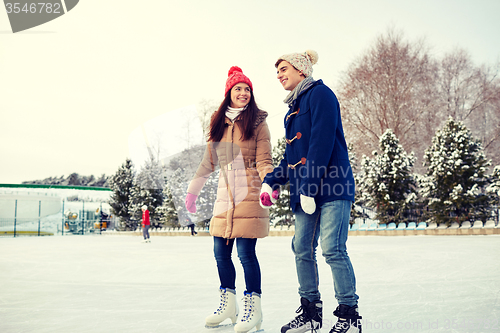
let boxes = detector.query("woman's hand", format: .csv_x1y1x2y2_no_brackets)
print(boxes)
185,192,198,213
260,183,279,208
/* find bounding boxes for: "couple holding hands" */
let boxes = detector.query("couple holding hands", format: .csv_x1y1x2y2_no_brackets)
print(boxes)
185,50,361,333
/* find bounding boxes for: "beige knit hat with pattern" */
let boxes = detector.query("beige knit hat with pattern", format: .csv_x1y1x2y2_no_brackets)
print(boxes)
276,50,319,77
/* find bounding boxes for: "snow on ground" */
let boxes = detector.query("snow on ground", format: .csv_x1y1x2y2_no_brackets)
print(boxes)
0,235,499,333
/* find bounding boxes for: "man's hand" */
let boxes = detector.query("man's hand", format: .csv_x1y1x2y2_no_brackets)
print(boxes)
300,194,316,214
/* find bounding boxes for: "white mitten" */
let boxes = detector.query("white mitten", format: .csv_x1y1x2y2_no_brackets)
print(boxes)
300,194,316,214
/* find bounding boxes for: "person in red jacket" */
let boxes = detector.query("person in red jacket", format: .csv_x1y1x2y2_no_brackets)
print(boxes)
141,205,150,243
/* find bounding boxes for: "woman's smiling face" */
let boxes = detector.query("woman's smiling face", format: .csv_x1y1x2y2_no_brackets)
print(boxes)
230,83,251,108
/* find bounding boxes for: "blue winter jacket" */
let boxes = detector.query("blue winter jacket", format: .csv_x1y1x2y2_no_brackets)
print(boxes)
263,80,355,212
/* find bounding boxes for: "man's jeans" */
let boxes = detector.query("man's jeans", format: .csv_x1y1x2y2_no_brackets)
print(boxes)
292,200,358,306
213,237,261,294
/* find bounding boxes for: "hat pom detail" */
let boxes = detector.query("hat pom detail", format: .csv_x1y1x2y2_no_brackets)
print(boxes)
228,66,243,77
305,50,318,65
224,66,253,96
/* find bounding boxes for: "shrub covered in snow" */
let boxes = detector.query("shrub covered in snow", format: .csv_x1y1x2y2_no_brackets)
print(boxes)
109,159,135,230
420,117,491,225
486,165,500,211
359,129,417,224
269,137,294,226
128,158,164,228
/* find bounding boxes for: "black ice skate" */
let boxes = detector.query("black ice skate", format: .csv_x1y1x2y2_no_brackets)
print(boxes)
329,304,362,333
281,297,322,333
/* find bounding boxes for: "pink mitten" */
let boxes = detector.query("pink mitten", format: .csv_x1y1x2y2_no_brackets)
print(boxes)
260,192,273,206
185,192,198,213
260,183,278,208
272,188,280,200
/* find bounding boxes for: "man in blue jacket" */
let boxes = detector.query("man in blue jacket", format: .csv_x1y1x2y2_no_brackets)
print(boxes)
260,50,362,333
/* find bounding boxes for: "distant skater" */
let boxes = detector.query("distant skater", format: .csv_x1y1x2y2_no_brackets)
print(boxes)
186,217,197,236
141,205,150,243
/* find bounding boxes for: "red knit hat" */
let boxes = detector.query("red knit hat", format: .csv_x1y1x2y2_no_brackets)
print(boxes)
224,66,253,96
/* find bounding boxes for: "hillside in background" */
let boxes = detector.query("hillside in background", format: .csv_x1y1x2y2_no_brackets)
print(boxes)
22,173,110,188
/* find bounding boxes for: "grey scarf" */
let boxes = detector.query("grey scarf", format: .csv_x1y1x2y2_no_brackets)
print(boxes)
283,76,315,107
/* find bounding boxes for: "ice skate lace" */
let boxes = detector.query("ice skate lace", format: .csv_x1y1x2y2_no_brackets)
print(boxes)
240,294,253,321
329,319,354,333
330,306,360,333
288,305,318,332
329,320,347,333
214,292,228,314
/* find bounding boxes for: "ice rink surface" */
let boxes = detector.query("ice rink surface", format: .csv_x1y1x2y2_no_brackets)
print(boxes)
1,234,499,333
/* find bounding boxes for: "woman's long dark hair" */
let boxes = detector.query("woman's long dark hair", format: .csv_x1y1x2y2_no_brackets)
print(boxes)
208,88,261,142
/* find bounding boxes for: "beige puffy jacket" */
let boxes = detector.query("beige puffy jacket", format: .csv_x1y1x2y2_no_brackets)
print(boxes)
187,111,273,239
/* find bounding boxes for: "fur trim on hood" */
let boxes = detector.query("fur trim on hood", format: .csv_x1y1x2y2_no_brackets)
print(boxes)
254,111,268,128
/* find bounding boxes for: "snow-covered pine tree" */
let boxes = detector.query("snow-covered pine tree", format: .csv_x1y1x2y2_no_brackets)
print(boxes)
360,129,417,224
164,145,207,227
166,168,190,227
82,175,95,186
158,183,179,228
421,117,491,225
269,137,294,226
67,173,81,185
128,158,164,229
109,159,135,230
88,174,109,187
347,142,366,222
486,166,500,222
194,169,219,229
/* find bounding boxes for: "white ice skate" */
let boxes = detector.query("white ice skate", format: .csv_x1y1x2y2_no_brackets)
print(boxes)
234,292,262,333
205,288,239,328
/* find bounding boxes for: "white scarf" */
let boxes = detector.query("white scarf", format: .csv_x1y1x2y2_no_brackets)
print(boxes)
226,106,246,122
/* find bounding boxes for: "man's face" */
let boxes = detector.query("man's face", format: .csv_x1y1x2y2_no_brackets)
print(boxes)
276,60,305,91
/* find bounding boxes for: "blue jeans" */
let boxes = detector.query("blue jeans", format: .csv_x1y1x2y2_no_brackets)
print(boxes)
143,225,150,239
213,237,261,294
292,200,358,306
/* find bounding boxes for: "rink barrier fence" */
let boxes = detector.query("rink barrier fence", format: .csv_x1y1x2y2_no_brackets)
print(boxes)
2,225,499,237
97,223,500,237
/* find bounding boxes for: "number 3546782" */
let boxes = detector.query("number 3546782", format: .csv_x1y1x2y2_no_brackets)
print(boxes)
5,2,62,14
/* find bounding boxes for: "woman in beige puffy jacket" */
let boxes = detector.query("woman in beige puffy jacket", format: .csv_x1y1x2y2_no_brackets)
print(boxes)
185,66,273,332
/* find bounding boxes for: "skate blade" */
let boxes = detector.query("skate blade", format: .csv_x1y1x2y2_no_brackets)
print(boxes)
235,328,264,333
205,323,236,329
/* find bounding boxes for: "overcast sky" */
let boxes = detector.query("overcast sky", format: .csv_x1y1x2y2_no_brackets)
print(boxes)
1,0,499,184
